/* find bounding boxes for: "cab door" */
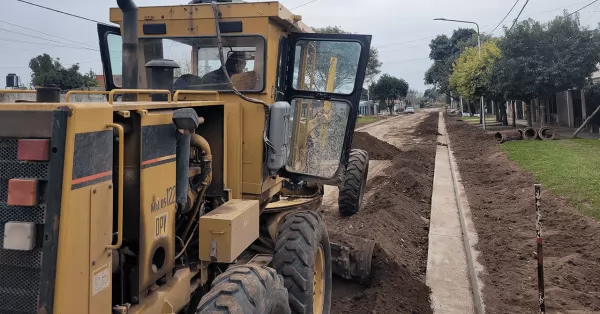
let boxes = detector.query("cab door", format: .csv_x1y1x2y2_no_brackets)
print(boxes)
281,32,372,186
97,23,122,91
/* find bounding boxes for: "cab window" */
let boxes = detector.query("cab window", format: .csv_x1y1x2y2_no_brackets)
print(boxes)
137,36,265,92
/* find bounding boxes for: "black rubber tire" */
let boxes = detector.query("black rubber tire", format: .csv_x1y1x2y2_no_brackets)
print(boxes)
338,149,369,216
272,211,332,314
196,265,291,314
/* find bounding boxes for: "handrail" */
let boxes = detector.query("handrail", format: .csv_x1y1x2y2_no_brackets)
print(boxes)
173,90,219,102
65,90,110,102
105,123,124,250
0,90,36,94
108,89,172,104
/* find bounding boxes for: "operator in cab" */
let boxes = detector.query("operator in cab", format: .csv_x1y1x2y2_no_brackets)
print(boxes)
173,51,247,90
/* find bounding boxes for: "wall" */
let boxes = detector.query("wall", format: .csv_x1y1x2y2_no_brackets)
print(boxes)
0,92,107,103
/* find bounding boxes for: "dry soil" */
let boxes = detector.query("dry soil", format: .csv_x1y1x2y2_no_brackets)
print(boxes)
446,115,600,313
326,112,439,314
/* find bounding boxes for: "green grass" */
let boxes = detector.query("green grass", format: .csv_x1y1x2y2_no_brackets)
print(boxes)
500,139,600,220
357,116,378,124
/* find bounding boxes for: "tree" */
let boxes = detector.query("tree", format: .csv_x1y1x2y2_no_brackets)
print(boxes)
424,28,482,94
29,54,99,90
494,14,600,127
449,40,501,102
449,40,503,123
370,74,409,114
313,26,383,95
405,89,423,107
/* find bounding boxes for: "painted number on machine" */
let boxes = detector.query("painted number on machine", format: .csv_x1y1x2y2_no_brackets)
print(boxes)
155,213,168,238
151,186,176,212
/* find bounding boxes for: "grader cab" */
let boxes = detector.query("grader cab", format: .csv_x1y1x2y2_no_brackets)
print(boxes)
0,1,374,313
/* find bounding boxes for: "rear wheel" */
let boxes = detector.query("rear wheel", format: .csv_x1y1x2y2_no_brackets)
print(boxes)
338,149,369,216
272,211,332,314
196,265,290,314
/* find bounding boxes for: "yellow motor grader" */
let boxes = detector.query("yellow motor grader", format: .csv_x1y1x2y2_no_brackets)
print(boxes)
0,0,374,313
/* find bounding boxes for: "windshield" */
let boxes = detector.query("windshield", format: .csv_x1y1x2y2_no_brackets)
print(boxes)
109,35,265,92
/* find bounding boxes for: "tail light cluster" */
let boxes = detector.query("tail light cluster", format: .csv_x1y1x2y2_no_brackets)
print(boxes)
2,139,49,251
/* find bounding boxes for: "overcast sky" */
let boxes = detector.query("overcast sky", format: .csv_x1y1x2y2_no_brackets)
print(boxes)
1,0,599,92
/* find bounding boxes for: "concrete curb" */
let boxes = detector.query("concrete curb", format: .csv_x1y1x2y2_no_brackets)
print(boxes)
441,114,486,314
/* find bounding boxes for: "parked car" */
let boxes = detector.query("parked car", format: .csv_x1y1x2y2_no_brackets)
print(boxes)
404,106,415,114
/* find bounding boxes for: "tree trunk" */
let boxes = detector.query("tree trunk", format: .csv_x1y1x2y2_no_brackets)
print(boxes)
531,98,540,122
469,101,476,117
512,100,517,127
526,101,533,127
500,102,508,126
496,101,501,122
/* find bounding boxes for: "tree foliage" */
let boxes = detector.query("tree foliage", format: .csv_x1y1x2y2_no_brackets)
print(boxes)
449,40,501,102
370,74,409,113
313,26,383,87
490,14,600,126
424,28,481,94
29,54,98,90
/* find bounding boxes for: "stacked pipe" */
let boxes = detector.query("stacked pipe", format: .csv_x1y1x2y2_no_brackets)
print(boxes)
494,129,524,143
538,127,556,140
522,127,538,140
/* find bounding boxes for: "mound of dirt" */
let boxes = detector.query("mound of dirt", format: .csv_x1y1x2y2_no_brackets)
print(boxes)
445,115,600,313
326,112,439,314
352,132,402,160
332,246,432,314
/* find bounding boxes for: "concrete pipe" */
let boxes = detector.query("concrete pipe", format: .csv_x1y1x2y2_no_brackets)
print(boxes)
494,130,523,143
539,127,556,140
523,127,538,140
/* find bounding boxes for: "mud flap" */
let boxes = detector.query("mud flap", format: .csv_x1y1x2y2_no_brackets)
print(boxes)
330,234,376,285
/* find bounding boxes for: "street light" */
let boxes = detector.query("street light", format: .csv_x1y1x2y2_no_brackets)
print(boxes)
434,17,486,130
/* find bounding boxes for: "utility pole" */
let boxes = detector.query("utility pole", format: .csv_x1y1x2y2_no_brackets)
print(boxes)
435,18,485,130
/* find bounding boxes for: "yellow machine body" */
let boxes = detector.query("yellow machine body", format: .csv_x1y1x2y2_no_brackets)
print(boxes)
0,1,373,313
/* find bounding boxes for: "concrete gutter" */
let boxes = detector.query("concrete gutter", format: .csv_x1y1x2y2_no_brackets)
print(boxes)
426,112,485,313
443,114,486,314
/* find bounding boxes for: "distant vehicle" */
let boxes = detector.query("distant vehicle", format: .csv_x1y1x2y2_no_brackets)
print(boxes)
404,106,415,114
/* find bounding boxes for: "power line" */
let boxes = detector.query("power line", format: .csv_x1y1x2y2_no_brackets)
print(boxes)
567,0,599,16
290,0,320,10
15,0,104,24
508,0,531,33
0,20,96,48
491,0,521,34
0,37,98,51
583,0,600,24
0,27,98,51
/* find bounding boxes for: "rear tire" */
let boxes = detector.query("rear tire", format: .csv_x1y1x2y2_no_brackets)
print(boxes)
338,149,369,216
196,265,291,314
272,211,332,314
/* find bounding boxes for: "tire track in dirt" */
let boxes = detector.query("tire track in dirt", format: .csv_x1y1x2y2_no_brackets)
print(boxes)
325,111,439,314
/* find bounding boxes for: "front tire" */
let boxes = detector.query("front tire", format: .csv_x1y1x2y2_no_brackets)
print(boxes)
338,149,369,216
196,265,290,314
272,211,332,314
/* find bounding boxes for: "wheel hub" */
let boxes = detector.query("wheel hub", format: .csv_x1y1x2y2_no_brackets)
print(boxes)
313,245,325,314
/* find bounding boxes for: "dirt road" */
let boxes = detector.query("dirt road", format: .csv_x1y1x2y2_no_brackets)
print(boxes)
324,110,439,314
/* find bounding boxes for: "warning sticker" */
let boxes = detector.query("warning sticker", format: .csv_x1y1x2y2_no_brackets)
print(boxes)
92,264,110,296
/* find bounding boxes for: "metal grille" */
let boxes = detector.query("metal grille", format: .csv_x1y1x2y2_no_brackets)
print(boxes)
0,138,48,314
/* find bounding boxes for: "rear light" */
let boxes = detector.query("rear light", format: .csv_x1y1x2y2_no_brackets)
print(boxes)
7,179,39,206
3,221,36,251
17,139,50,161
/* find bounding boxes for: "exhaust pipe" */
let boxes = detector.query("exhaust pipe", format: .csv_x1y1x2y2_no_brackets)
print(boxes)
117,0,138,100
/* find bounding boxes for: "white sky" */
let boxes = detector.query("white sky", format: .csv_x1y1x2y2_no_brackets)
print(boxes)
1,0,599,91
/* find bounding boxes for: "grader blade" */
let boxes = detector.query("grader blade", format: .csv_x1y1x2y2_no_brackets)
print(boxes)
330,234,376,285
